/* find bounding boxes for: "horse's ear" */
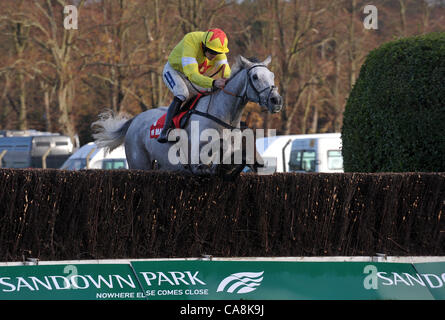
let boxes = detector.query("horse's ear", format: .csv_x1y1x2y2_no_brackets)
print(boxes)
239,55,253,68
262,55,272,66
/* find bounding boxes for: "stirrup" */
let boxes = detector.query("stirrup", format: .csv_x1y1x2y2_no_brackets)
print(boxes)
157,128,171,143
157,128,180,143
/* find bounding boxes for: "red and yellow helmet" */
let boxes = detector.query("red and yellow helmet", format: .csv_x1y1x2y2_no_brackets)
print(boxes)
202,28,229,54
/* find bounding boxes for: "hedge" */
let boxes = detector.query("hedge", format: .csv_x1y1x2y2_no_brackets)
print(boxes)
342,32,445,172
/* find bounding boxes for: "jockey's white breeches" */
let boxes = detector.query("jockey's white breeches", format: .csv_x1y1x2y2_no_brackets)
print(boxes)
162,62,211,102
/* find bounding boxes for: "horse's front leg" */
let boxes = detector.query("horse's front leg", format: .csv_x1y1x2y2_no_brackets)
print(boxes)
186,138,221,175
249,148,265,172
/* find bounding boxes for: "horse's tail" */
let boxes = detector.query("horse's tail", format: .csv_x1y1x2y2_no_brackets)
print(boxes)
91,109,134,152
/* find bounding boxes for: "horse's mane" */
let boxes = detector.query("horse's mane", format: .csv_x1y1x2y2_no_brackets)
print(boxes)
229,56,261,78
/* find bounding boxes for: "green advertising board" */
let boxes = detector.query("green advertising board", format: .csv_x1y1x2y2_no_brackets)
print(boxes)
0,259,444,300
0,263,145,300
130,260,441,300
410,262,445,300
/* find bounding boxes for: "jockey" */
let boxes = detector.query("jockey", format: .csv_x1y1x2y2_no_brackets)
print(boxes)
158,28,231,143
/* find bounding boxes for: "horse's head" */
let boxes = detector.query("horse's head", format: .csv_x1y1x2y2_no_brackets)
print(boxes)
237,55,283,113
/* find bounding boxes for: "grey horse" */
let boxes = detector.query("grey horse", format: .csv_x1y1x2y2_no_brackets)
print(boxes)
92,55,283,175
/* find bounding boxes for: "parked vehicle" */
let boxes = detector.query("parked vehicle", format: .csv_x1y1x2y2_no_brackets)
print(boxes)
0,129,57,138
60,142,128,170
0,130,79,168
256,133,343,173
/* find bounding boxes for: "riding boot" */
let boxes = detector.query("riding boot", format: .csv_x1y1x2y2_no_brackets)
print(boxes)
157,96,183,143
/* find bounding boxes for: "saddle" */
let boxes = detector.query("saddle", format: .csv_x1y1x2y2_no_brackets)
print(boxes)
149,94,203,139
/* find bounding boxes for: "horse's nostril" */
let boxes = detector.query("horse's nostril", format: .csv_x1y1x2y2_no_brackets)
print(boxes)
270,96,282,106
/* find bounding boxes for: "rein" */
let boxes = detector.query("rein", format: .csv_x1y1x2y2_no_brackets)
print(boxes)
189,109,237,129
190,63,275,130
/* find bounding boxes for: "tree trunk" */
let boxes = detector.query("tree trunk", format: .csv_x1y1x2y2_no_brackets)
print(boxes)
0,74,11,129
399,0,407,37
57,80,75,140
310,103,318,134
44,89,52,132
302,85,312,134
348,0,357,91
18,72,27,130
13,21,30,131
422,0,430,34
333,52,342,132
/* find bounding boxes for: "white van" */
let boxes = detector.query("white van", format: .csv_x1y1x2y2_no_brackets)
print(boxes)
256,133,343,173
60,142,128,170
0,131,79,168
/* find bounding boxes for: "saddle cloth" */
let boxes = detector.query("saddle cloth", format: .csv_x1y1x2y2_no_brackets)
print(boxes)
149,93,203,139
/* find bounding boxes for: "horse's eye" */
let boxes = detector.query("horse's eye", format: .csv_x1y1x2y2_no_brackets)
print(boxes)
252,74,258,80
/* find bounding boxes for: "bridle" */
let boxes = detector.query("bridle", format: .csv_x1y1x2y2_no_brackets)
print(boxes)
222,64,277,108
189,64,276,130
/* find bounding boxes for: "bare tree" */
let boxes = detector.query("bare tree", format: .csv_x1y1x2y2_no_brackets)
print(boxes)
348,0,357,90
272,0,326,134
422,0,431,33
175,0,235,33
26,0,86,140
399,0,408,36
81,0,168,114
0,1,31,130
